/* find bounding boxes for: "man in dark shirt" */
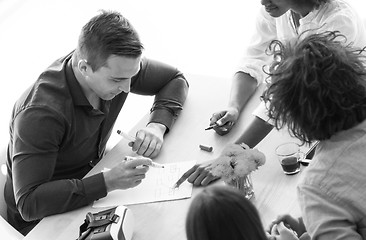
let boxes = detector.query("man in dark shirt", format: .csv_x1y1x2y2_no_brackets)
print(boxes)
4,10,189,235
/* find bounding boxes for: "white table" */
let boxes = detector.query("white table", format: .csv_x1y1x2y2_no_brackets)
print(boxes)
24,73,305,240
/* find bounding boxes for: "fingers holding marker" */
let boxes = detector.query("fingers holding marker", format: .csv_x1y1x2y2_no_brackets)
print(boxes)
117,130,152,156
204,121,233,135
124,157,151,171
124,156,165,168
117,130,136,142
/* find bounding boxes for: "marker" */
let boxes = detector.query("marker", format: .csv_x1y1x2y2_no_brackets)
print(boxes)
124,156,165,168
199,144,213,152
117,130,136,142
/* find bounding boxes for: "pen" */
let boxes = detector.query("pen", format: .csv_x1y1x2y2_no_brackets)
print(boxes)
117,130,136,142
300,140,320,166
124,156,165,168
305,140,319,159
205,123,218,131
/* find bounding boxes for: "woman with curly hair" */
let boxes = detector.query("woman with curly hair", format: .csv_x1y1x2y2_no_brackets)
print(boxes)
179,0,366,187
264,31,366,240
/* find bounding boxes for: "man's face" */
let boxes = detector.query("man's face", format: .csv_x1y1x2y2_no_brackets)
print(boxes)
260,0,293,17
86,55,141,101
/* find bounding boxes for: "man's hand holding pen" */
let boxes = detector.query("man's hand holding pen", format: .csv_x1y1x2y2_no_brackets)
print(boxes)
125,156,165,168
103,157,151,192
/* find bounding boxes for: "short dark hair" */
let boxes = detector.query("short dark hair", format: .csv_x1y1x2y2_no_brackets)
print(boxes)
185,185,267,240
262,31,366,144
77,10,144,71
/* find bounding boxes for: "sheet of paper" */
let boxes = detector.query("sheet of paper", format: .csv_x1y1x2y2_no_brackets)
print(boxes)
93,161,195,207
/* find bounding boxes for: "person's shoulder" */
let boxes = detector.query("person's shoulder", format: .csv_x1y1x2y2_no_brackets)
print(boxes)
320,0,359,18
315,0,366,46
138,57,182,75
15,53,74,117
38,51,74,77
140,57,168,68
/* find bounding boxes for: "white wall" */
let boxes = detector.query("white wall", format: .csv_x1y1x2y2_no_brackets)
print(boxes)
0,0,259,148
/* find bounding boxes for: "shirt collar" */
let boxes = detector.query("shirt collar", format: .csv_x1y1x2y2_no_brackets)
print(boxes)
65,54,93,108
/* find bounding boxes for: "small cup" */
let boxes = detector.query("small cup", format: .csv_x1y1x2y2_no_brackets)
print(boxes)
275,142,303,175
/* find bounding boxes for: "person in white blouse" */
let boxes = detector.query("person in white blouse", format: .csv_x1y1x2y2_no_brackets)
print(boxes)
209,0,366,141
178,0,366,187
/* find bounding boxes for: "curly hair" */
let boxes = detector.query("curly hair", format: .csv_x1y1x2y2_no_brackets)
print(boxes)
77,10,144,71
262,31,366,144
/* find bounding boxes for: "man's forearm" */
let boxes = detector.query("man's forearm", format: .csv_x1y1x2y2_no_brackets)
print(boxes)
16,173,106,221
150,76,189,131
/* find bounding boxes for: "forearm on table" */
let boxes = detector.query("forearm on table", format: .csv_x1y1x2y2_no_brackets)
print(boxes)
16,173,106,221
228,72,258,112
234,116,274,148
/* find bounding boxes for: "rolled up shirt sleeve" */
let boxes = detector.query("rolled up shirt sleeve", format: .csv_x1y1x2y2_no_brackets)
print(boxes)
130,58,189,132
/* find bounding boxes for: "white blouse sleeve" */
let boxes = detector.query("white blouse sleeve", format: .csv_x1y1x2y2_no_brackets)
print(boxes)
236,7,277,86
300,0,366,49
319,11,364,48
